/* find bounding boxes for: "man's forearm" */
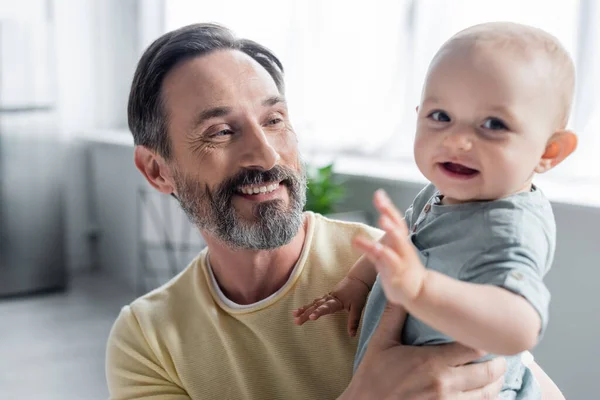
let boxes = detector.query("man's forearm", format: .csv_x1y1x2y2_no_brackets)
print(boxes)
404,270,541,355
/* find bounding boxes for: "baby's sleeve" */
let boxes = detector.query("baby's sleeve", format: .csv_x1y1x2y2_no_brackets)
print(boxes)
458,220,552,338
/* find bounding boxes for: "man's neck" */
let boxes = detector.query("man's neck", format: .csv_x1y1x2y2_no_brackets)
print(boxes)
202,215,308,305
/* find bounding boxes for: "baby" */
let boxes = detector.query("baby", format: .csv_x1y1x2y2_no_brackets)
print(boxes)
294,22,577,399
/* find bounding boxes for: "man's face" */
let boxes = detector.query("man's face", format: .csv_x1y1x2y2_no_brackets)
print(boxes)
161,49,306,250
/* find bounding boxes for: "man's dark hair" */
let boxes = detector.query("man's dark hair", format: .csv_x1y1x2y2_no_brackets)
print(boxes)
128,23,285,159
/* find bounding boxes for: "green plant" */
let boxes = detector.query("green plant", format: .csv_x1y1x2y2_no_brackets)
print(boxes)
304,162,346,215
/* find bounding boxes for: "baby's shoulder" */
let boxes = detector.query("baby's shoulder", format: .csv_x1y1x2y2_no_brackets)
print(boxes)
476,189,555,246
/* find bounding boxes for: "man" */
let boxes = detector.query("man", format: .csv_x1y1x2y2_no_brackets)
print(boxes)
106,23,564,399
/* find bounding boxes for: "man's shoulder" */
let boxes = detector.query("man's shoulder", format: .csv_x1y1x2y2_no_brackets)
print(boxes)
311,212,383,241
307,212,382,271
106,255,209,396
123,251,208,328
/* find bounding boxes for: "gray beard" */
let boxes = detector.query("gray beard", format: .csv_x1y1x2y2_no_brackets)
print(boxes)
173,164,306,250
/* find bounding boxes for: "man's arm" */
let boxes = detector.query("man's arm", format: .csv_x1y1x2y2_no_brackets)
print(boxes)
339,303,505,399
106,306,191,400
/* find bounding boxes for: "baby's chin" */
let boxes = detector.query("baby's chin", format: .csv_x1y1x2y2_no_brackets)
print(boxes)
428,177,480,203
435,183,515,205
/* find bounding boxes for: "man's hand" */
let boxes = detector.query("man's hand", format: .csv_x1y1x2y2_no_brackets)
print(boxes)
353,189,428,305
340,303,506,399
293,276,370,336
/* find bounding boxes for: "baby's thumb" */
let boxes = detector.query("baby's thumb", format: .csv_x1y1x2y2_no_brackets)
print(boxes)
347,303,364,337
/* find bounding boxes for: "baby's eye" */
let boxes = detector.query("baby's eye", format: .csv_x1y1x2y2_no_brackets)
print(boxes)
428,111,451,122
482,118,508,130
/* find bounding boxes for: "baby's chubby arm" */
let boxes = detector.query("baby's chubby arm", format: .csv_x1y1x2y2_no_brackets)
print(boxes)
293,245,379,336
294,209,409,336
402,270,540,355
354,189,542,356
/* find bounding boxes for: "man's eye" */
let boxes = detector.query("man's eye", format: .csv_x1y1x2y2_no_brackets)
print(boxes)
212,129,234,137
267,118,283,126
482,118,508,130
428,111,451,122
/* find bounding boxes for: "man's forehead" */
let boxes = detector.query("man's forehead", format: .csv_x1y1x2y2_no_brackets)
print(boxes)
162,49,280,107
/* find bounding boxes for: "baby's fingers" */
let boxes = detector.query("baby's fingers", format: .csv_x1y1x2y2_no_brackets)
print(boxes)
373,190,405,228
292,306,307,317
348,303,364,337
308,296,344,321
294,297,329,325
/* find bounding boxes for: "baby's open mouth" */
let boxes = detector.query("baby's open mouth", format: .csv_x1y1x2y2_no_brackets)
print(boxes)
440,162,479,176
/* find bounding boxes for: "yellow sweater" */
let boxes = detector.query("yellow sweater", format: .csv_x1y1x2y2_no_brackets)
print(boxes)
106,212,382,400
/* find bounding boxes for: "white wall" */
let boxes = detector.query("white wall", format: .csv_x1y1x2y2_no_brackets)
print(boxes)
51,0,142,272
53,0,139,135
53,0,97,137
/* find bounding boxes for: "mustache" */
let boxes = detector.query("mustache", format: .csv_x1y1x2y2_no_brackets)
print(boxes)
171,165,304,203
221,165,300,193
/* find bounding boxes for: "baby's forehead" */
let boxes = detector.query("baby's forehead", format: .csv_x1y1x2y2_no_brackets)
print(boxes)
441,26,563,68
451,22,558,50
426,42,551,93
426,23,575,128
441,23,569,70
424,53,552,112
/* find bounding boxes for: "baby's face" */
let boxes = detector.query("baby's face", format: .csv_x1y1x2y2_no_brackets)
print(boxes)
414,44,559,204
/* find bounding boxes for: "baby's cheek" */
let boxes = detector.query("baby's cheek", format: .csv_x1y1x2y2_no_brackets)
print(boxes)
413,146,432,179
413,136,431,162
487,158,529,195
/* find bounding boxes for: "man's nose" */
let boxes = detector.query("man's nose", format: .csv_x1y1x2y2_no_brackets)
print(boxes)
239,122,280,171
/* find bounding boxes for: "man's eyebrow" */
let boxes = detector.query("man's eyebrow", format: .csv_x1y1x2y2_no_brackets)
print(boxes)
263,95,286,108
191,96,286,132
193,106,231,129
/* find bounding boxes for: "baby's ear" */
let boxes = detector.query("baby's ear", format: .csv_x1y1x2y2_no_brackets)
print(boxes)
534,130,577,173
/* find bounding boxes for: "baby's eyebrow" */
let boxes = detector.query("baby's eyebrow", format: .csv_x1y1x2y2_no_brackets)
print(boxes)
486,105,517,120
422,96,441,105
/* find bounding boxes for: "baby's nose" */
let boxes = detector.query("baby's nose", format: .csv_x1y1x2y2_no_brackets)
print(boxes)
443,131,473,151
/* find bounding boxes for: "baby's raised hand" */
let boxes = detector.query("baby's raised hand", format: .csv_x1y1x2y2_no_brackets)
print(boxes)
293,276,370,337
353,190,427,306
